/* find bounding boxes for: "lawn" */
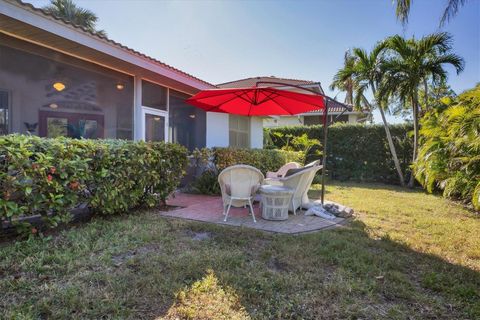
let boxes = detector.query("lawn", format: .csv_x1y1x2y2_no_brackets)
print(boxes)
1,182,479,319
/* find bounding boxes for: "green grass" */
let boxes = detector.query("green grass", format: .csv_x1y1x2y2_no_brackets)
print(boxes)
1,182,479,319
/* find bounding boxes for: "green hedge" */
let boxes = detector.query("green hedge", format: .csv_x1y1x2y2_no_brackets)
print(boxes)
213,147,304,174
189,147,304,195
265,123,413,184
0,135,188,234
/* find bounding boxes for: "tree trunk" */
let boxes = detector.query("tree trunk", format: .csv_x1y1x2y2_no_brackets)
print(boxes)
378,105,406,187
423,79,429,116
408,94,420,188
370,85,405,187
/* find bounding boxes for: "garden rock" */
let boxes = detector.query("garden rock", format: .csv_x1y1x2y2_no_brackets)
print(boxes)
321,200,354,218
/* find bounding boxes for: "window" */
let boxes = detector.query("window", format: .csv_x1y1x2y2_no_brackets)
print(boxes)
0,34,134,139
142,80,167,110
0,90,8,135
169,90,206,151
229,115,250,148
303,115,321,126
145,113,165,142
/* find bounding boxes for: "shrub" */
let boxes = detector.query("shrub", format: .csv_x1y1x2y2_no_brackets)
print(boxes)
190,170,221,195
189,147,304,195
0,135,188,234
265,123,413,184
213,147,305,174
414,85,480,210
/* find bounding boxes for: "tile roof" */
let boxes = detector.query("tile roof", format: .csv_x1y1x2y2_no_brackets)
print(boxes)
218,76,357,113
8,0,215,87
307,99,353,113
217,76,318,88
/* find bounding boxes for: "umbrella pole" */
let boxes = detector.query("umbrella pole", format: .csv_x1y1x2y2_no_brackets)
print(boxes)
321,97,329,205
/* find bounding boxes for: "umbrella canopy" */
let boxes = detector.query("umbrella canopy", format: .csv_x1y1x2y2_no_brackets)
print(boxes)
186,84,334,205
185,86,325,116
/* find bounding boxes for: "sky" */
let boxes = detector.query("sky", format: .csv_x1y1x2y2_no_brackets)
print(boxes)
32,0,480,123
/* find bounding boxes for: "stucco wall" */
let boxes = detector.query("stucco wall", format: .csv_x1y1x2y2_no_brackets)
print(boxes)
263,116,304,128
250,117,264,148
206,112,229,147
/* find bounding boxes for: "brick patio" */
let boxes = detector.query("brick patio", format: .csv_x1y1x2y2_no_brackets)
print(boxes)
160,192,348,234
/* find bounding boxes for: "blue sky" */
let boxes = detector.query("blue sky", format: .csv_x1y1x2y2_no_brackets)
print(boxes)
33,0,480,123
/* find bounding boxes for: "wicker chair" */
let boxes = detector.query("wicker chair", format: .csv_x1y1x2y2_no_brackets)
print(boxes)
266,162,301,179
264,164,322,214
218,165,264,222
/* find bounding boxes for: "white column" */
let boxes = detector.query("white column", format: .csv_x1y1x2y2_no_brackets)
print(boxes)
206,112,229,147
250,117,264,149
133,76,142,141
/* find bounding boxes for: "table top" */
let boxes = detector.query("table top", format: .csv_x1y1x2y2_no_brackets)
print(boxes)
259,185,294,195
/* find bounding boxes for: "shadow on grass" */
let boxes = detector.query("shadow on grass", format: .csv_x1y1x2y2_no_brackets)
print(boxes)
152,219,480,319
1,214,479,319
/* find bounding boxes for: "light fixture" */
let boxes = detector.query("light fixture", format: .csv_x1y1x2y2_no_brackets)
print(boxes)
49,103,58,109
116,83,125,90
189,114,196,119
53,82,66,92
153,116,161,121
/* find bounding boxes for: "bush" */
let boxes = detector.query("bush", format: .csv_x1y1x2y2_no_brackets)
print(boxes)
213,147,305,174
0,135,188,234
265,123,413,184
190,170,221,195
189,147,304,195
414,85,480,210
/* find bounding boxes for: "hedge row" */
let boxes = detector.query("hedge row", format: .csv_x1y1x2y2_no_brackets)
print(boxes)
0,135,188,234
213,147,304,174
265,123,413,184
189,147,304,195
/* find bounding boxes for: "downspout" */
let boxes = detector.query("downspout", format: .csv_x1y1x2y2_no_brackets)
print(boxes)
321,97,329,205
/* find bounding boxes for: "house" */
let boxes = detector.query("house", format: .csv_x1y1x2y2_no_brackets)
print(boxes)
0,0,264,150
218,76,371,128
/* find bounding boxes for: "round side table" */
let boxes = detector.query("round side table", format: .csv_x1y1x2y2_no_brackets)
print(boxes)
259,185,294,221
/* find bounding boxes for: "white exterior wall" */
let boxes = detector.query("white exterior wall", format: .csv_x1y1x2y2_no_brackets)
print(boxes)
264,113,367,127
250,117,264,149
206,112,229,147
348,114,358,123
263,116,304,128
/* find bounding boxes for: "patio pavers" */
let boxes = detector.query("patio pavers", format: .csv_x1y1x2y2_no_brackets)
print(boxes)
161,192,347,234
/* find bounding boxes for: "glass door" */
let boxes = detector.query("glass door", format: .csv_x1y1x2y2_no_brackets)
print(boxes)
0,90,8,135
141,106,168,142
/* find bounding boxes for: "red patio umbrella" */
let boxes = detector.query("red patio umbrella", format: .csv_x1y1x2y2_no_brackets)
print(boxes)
186,81,341,204
185,85,326,116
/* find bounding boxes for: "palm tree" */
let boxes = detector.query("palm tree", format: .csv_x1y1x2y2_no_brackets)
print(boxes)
331,43,406,186
381,32,464,187
330,51,355,106
394,0,468,26
414,84,480,210
43,0,106,37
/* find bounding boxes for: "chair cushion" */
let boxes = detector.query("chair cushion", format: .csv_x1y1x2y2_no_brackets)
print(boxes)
284,166,307,177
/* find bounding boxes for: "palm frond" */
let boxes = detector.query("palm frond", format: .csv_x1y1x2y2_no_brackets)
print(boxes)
440,0,467,26
394,0,412,25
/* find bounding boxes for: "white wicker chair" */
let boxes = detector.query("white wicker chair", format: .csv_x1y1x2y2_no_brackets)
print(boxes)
266,162,301,179
218,165,264,223
264,164,322,214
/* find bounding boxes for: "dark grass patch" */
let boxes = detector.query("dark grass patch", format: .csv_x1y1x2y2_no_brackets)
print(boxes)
0,182,479,319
